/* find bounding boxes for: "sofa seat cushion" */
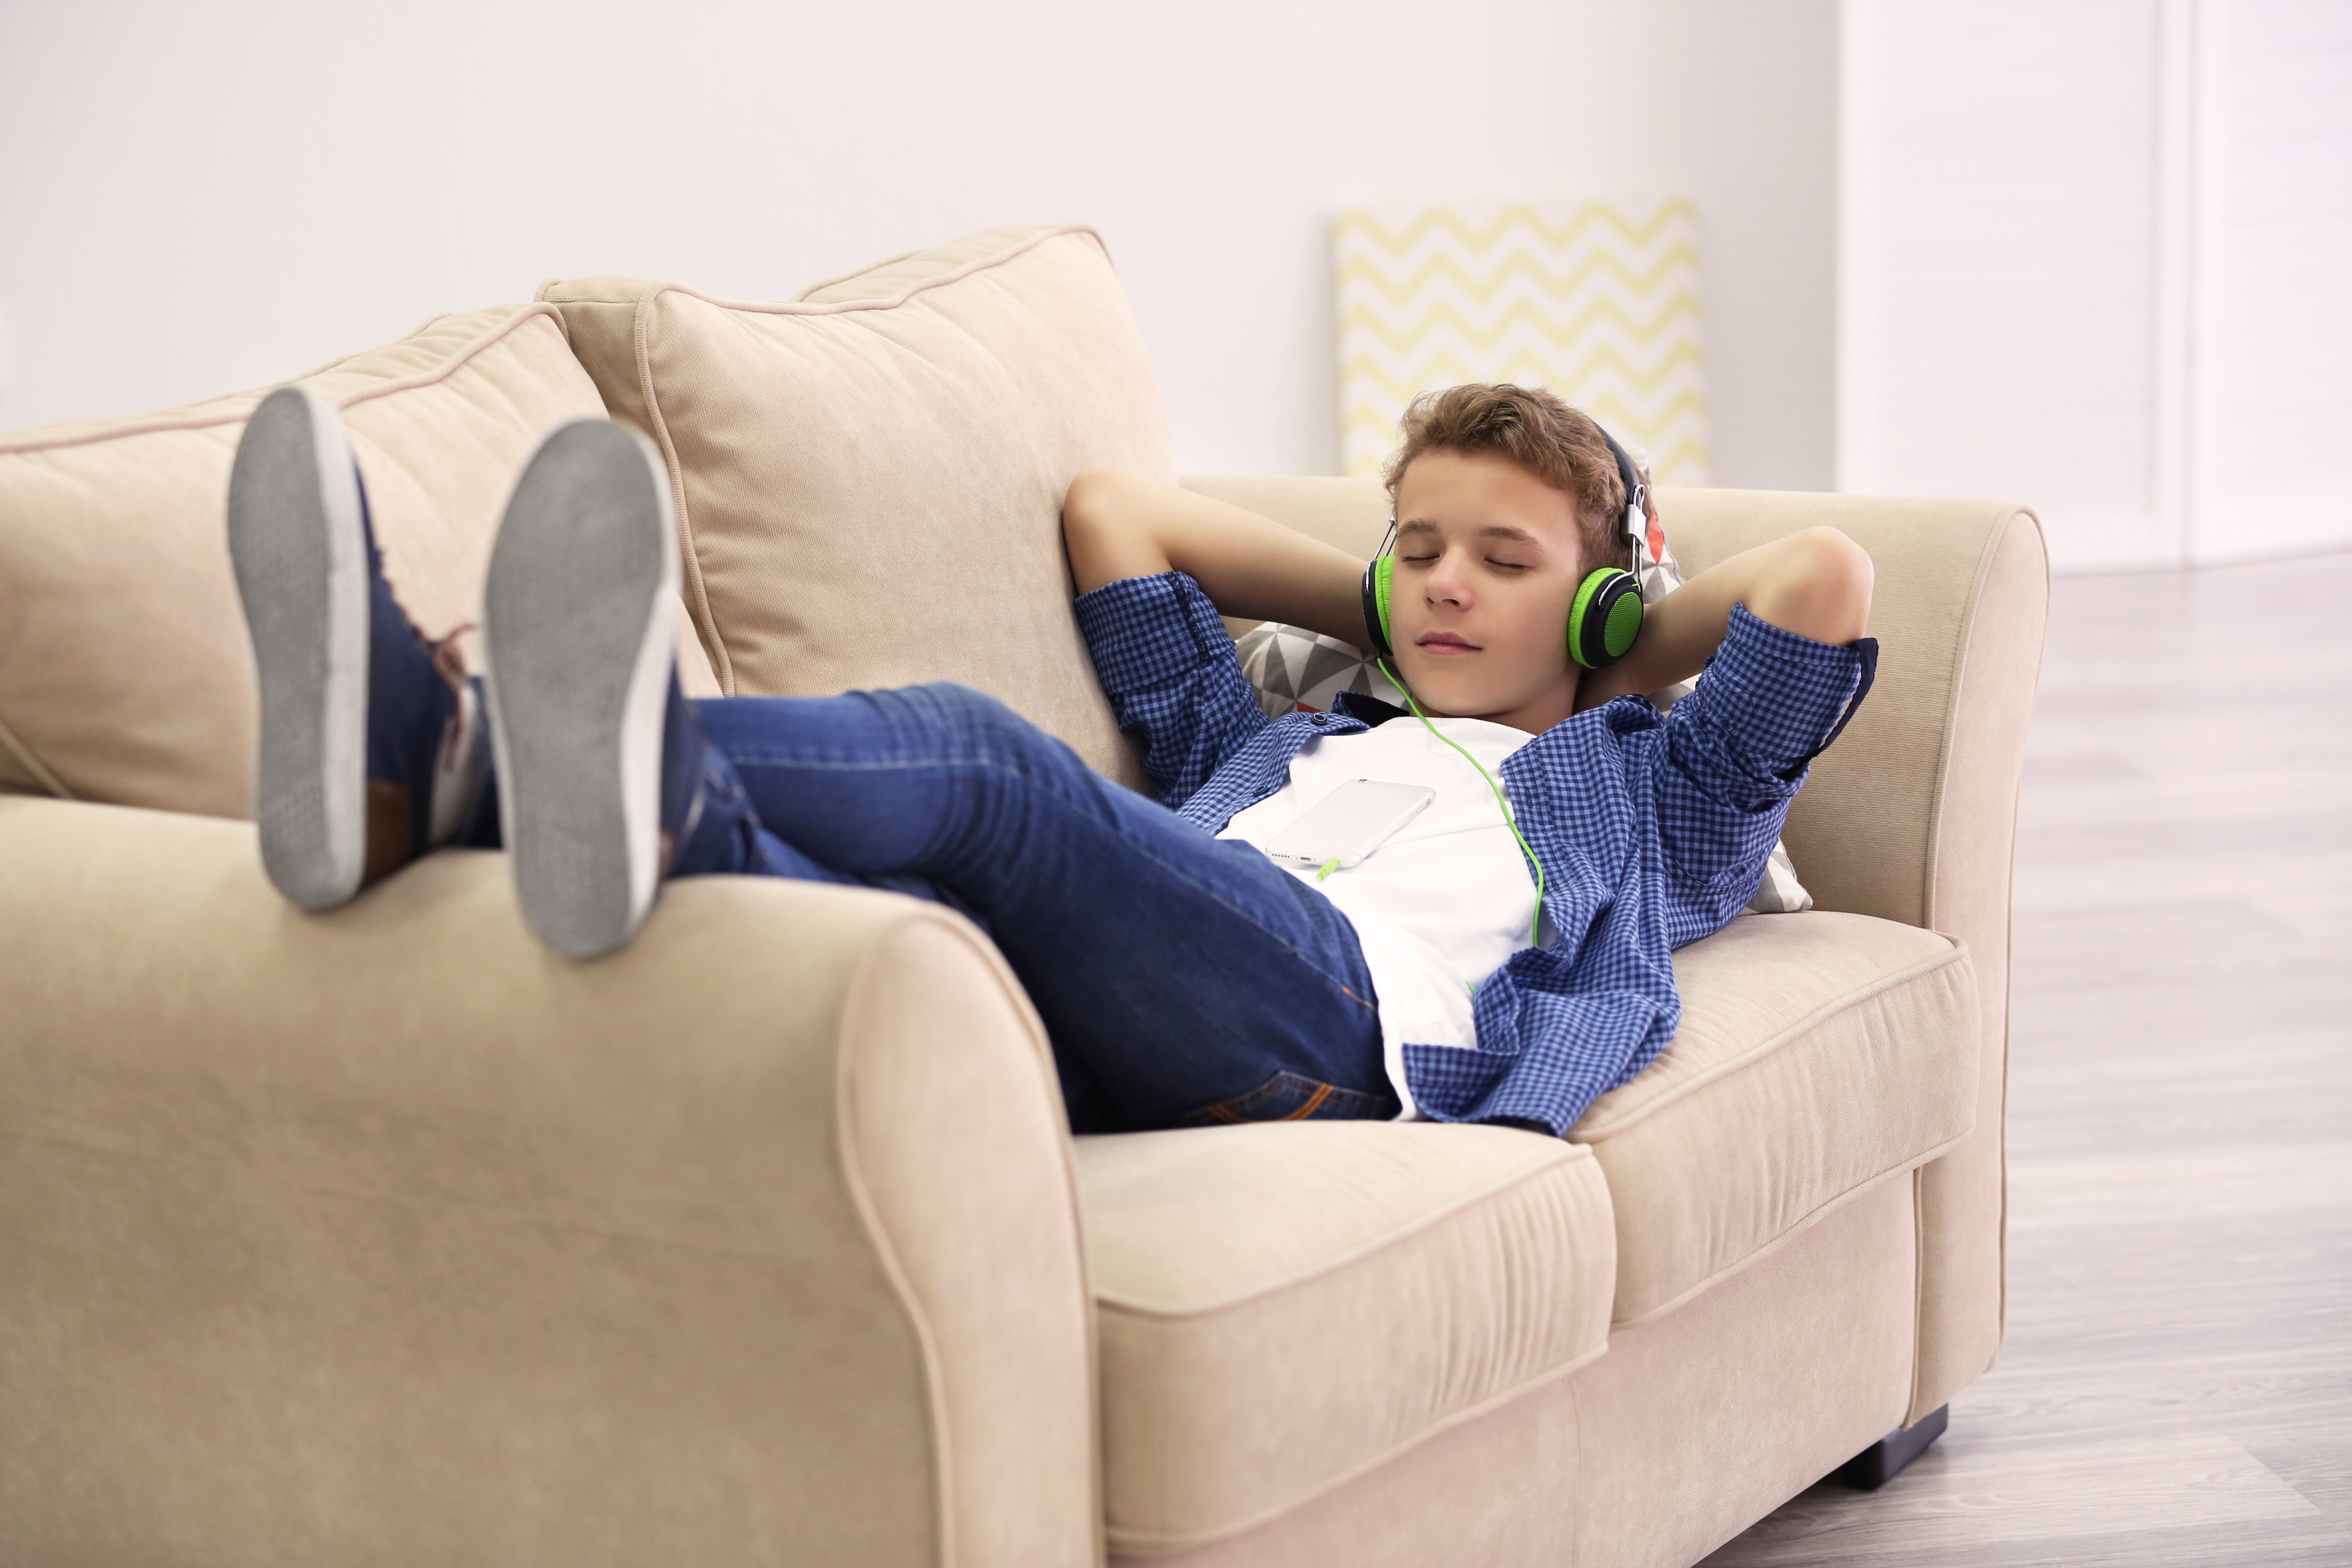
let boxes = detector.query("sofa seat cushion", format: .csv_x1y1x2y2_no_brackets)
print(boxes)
1074,1122,1614,1555
540,226,1175,790
0,305,615,816
1572,910,1980,1326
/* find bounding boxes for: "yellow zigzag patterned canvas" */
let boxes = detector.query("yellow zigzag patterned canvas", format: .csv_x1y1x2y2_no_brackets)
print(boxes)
1335,200,1708,484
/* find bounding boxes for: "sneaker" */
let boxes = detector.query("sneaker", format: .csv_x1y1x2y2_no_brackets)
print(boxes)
481,419,708,959
227,385,488,910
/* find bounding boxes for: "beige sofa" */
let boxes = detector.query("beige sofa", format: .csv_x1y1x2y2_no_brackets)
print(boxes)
0,227,2047,1567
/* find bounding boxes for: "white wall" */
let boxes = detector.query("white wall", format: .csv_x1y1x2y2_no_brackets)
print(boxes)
0,0,1838,487
2193,0,2352,562
1839,0,2352,569
1659,0,1841,492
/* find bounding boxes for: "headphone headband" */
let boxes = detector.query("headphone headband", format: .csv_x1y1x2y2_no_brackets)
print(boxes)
1593,425,1646,554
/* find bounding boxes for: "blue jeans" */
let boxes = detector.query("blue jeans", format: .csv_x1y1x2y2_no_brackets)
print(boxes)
672,684,1394,1134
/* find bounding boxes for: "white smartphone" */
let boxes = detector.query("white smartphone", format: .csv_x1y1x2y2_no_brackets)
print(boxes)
1261,780,1437,871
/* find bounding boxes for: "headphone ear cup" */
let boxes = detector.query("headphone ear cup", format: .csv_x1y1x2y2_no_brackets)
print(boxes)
1361,555,1397,655
1568,568,1644,669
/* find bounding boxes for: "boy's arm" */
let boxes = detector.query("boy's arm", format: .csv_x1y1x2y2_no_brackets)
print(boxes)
1626,529,1879,918
1576,527,1874,710
1062,468,1371,646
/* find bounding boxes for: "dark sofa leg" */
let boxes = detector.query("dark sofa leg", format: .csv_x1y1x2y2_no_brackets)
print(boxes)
1833,1404,1949,1490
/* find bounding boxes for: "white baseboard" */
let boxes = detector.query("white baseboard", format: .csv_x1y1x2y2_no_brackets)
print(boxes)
2038,493,2352,575
2039,510,2179,575
2192,486,2352,567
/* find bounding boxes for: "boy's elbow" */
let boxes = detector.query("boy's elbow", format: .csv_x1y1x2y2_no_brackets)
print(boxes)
1063,467,1174,595
1062,466,1145,533
1062,466,1113,536
1761,526,1874,646
1804,526,1874,643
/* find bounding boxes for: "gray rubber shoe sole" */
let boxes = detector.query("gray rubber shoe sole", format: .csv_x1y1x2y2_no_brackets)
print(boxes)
227,385,369,910
482,419,680,960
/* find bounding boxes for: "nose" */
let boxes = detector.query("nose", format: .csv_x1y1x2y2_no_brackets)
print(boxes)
1424,545,1475,609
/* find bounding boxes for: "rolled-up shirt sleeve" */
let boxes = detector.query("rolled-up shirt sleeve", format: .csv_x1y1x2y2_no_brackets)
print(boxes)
1074,571,1271,809
1656,603,1877,902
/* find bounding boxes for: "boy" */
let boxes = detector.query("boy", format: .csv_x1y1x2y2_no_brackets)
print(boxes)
229,381,1872,1137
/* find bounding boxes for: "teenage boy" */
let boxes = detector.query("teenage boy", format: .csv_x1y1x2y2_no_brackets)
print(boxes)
229,381,1872,1138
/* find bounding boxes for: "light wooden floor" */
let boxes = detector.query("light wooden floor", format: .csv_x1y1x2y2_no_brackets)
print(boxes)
1702,549,2352,1566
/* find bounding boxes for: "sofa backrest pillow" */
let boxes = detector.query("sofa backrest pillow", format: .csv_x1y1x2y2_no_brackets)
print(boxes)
539,225,1176,791
0,305,613,818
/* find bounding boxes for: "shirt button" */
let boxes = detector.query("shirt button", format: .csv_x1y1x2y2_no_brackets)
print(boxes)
1311,714,1330,725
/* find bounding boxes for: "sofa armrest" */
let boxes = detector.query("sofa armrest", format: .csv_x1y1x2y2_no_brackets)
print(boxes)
0,797,1098,1568
1180,474,2050,1422
1648,488,2047,1421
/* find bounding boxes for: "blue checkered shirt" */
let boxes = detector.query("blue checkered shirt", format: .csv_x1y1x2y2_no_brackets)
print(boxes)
1074,571,1878,1136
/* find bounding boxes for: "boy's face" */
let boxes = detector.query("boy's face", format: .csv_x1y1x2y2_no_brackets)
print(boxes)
1387,449,1589,731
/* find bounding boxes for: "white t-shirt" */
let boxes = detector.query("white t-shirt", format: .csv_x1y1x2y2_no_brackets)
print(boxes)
1218,715,1540,1118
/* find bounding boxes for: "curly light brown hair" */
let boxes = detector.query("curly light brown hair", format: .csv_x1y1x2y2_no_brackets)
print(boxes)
1382,384,1642,576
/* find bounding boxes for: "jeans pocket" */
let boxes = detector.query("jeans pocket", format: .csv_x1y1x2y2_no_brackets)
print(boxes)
1179,1069,1399,1127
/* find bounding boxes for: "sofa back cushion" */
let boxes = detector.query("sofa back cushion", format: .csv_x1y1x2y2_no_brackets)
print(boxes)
0,306,612,817
541,225,1175,789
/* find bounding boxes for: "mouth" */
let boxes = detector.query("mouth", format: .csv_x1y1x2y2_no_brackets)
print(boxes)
1415,631,1481,656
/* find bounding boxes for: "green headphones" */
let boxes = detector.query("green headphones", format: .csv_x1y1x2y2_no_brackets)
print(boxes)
1361,424,1652,669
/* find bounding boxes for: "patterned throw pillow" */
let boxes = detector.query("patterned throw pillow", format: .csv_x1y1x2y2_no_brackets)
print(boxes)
1230,516,1814,915
1234,622,1408,717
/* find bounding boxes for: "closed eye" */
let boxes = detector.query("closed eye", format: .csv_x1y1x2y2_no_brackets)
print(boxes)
1402,553,1530,570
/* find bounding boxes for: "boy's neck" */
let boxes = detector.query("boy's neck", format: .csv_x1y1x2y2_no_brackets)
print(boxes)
1431,671,1582,736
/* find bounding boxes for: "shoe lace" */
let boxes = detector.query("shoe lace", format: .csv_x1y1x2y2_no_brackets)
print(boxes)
427,622,475,688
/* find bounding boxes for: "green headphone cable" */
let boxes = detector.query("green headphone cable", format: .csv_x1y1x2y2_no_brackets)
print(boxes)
1374,657,1546,951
